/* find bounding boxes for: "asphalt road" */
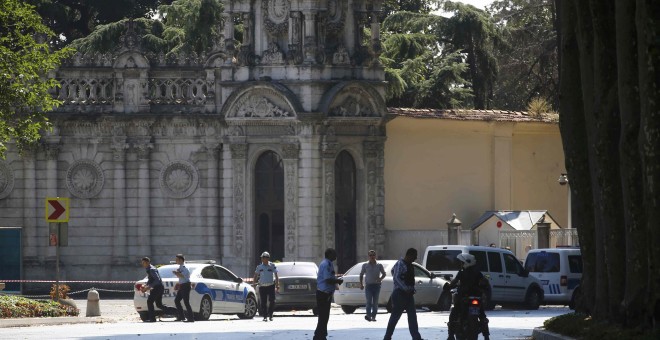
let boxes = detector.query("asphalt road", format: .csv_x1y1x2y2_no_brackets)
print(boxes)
0,299,569,339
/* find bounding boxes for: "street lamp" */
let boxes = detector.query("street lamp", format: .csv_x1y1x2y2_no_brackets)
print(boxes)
557,173,571,228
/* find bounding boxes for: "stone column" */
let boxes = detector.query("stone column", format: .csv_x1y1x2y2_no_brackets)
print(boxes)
282,143,300,260
303,10,318,63
22,149,39,266
446,213,462,245
321,141,338,251
205,141,222,258
111,134,129,265
134,138,153,257
43,140,61,262
363,140,385,255
230,144,247,256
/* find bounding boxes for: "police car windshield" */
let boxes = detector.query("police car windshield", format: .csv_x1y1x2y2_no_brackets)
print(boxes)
277,263,317,277
525,252,560,273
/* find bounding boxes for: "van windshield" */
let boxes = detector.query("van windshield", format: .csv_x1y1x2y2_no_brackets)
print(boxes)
425,250,462,271
525,252,560,273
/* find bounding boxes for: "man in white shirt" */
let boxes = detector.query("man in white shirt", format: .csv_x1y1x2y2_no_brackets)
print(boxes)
253,251,279,321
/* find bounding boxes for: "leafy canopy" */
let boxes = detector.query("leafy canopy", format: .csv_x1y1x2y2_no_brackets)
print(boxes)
0,0,74,158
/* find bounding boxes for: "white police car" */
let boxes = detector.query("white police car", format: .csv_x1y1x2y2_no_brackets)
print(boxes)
524,248,582,308
134,260,258,321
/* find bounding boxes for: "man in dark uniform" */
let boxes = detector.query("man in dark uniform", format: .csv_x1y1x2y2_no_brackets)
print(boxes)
445,253,490,340
140,257,176,322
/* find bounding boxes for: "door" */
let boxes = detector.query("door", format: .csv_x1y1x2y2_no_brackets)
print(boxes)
0,228,21,292
486,251,505,301
503,253,527,302
255,151,285,263
413,264,437,304
215,266,245,313
334,151,356,274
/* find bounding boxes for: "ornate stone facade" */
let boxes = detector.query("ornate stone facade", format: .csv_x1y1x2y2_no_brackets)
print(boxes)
0,0,387,284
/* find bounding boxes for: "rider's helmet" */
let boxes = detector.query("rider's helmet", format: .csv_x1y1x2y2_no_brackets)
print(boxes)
457,253,476,269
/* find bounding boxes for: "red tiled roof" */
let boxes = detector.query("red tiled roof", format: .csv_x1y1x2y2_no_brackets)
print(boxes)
387,107,559,124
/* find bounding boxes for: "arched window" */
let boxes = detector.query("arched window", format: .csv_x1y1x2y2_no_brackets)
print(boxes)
335,150,356,273
255,151,285,262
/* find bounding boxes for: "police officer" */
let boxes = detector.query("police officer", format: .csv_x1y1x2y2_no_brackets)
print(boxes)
313,248,344,340
445,253,490,340
253,251,279,321
140,257,176,322
173,254,194,322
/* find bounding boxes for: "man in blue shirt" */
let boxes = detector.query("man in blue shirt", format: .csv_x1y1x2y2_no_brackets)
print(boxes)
173,254,194,322
383,248,424,340
253,251,279,321
140,257,176,322
313,248,344,340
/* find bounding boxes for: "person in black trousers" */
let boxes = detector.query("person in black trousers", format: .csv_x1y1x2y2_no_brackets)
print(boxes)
313,248,344,340
173,254,195,322
140,257,176,322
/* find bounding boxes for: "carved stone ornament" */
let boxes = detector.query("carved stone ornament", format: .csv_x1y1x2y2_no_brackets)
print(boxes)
0,161,15,200
330,96,376,117
326,0,345,33
236,97,291,118
281,143,299,159
159,160,199,199
332,44,351,65
263,0,290,35
66,160,105,199
261,42,285,65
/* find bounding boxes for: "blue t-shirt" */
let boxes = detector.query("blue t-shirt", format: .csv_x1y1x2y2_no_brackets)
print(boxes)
317,258,337,294
177,264,191,284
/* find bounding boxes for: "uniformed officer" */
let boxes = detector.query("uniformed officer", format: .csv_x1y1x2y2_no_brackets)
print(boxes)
173,254,194,322
313,248,344,340
253,251,279,321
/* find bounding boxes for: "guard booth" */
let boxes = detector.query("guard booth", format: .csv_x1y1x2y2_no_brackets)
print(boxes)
0,227,21,292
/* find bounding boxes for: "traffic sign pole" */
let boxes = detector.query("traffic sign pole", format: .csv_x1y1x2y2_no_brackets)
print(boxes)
55,226,60,303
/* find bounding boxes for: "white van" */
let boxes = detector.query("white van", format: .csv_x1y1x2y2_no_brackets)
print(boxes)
422,245,544,310
524,247,582,308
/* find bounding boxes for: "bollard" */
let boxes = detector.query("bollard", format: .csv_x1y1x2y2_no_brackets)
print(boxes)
86,289,101,317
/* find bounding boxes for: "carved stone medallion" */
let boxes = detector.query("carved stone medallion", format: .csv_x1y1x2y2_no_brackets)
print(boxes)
0,161,15,200
66,160,105,199
159,160,199,198
263,0,290,34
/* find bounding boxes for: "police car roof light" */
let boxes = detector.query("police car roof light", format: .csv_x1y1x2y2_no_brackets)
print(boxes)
168,260,217,264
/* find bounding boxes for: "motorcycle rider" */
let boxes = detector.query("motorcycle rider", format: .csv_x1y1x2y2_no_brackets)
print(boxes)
444,253,490,340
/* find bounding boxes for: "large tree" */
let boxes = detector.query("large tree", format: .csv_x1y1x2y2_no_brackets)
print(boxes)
557,0,659,330
0,0,73,158
489,0,558,111
26,0,173,48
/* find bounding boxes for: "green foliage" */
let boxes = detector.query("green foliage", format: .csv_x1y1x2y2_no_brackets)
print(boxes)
68,0,224,56
544,313,660,340
26,0,172,47
0,295,79,318
488,0,558,111
0,0,74,158
380,10,472,108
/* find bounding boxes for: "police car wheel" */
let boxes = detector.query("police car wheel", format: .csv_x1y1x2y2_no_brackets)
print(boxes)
138,312,149,321
340,305,357,314
195,295,213,321
238,294,258,319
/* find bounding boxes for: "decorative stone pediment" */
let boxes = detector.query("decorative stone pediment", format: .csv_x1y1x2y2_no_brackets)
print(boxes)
320,82,386,118
223,84,299,119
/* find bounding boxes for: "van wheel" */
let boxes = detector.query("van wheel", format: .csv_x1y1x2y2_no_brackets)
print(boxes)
341,305,356,314
525,288,541,310
569,286,581,310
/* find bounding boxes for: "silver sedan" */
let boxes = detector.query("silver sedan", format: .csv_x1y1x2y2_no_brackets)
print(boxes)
334,260,452,314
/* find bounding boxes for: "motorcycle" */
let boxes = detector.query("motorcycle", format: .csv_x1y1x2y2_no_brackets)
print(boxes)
445,283,489,340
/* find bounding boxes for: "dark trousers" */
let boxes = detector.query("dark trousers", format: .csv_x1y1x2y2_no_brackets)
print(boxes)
384,288,422,340
175,282,194,321
313,290,333,340
146,285,175,320
259,285,276,318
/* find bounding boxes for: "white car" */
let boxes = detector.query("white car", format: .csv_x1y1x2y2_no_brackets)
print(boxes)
334,260,451,314
524,247,582,308
134,260,258,321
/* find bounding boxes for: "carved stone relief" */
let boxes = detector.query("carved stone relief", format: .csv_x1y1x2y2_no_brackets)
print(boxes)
330,96,375,117
281,143,299,159
235,96,291,118
159,160,199,198
0,161,15,200
66,160,105,199
324,161,335,248
284,161,298,254
263,0,290,35
326,0,345,33
332,44,350,65
232,156,246,254
261,42,285,65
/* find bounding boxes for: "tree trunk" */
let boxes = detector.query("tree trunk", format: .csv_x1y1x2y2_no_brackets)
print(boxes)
557,0,596,314
636,0,660,327
615,0,647,328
